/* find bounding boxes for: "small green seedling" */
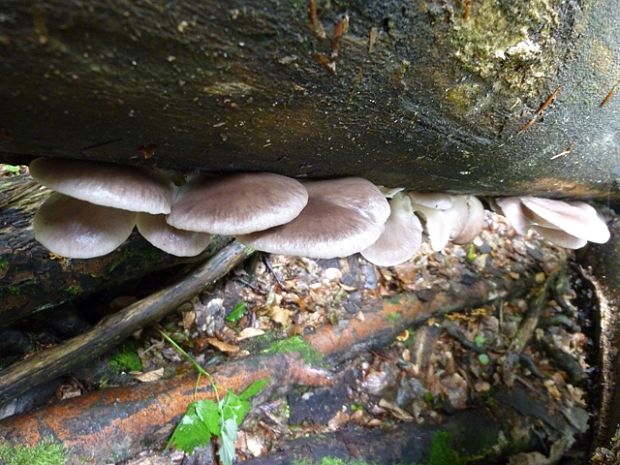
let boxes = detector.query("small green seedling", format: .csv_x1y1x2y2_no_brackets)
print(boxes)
225,300,247,323
161,330,268,465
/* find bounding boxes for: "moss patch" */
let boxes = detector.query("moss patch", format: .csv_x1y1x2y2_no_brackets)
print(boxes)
443,0,562,96
108,344,142,372
261,336,322,364
0,440,66,465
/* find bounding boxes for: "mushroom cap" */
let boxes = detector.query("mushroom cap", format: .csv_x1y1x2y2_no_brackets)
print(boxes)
166,173,309,235
451,196,485,244
520,197,610,244
33,193,137,259
409,192,453,210
29,158,173,214
532,226,588,249
239,177,390,259
496,197,532,235
361,193,423,266
136,213,212,257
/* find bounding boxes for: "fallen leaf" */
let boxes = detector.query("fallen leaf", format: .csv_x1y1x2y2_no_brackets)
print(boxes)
134,368,164,383
237,327,265,340
206,337,240,353
378,399,414,421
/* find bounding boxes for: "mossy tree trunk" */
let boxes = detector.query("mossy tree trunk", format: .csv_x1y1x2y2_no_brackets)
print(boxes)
0,0,618,198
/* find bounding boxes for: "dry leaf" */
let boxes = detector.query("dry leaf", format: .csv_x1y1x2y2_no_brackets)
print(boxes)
237,327,265,340
134,368,164,383
206,337,240,353
269,305,293,327
378,399,414,421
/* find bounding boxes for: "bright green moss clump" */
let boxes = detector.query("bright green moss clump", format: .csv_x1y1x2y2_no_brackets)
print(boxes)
0,441,66,465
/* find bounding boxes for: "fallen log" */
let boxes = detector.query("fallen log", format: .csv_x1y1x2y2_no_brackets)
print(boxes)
0,353,332,465
240,387,580,465
0,173,229,325
0,240,251,403
0,1,619,197
0,247,551,464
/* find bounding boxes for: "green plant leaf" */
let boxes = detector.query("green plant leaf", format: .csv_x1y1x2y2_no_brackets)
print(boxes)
225,300,248,323
218,418,238,465
194,400,221,437
220,389,251,426
167,402,212,453
478,353,490,365
239,378,269,401
474,334,486,348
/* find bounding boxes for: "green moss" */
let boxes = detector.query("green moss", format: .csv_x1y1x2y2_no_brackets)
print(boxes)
66,284,82,296
108,345,142,372
0,258,8,270
387,312,403,324
445,0,562,95
427,431,465,465
261,336,322,364
7,285,21,295
0,440,67,465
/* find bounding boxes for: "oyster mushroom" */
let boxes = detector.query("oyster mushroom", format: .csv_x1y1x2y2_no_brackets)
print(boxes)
33,193,137,259
167,173,308,235
239,177,390,259
361,192,423,266
136,213,212,257
29,158,173,214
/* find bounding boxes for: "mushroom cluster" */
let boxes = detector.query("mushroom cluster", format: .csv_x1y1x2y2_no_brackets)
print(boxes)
27,158,610,265
495,196,610,249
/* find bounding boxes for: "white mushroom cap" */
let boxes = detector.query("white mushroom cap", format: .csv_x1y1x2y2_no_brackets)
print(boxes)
136,213,212,257
239,177,390,259
495,197,532,235
408,192,453,210
451,196,485,244
531,226,588,249
361,192,423,266
519,197,610,244
33,193,137,259
166,173,309,235
29,158,173,214
496,196,610,249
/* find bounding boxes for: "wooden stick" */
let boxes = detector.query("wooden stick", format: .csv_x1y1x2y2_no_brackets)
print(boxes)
0,240,251,402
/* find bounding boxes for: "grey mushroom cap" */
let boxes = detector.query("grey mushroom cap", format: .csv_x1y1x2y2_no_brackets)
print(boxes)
239,177,390,259
33,193,137,259
361,193,423,267
166,173,309,235
29,158,173,214
136,213,212,257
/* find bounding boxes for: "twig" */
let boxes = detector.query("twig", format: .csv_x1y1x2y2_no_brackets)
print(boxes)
502,272,558,386
0,241,252,402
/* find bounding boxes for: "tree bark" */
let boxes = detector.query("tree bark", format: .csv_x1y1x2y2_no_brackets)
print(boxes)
0,174,229,325
577,211,620,450
0,0,618,198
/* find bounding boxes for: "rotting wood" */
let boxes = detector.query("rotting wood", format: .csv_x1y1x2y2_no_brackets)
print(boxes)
0,1,619,198
576,212,620,450
0,353,331,464
0,241,251,403
0,174,229,325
